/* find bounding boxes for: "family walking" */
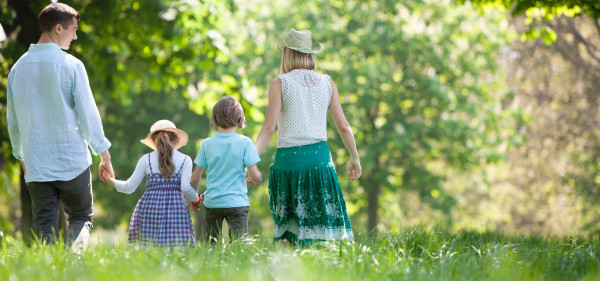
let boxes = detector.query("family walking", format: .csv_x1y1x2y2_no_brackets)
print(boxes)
6,3,361,248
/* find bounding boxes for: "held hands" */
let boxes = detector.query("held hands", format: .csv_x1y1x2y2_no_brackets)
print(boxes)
102,170,116,187
246,177,261,186
191,193,203,212
347,157,362,182
99,150,114,181
245,165,262,186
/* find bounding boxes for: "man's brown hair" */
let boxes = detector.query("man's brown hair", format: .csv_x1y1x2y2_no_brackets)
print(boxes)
211,96,246,129
38,3,80,33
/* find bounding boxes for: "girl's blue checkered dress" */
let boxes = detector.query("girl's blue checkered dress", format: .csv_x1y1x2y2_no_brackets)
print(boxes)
127,154,195,246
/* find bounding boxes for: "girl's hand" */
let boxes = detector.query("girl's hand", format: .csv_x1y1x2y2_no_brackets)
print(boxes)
102,171,116,187
191,193,203,212
347,157,361,182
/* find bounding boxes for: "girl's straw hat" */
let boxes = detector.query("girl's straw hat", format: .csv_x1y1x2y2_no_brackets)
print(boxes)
277,28,323,54
140,120,188,150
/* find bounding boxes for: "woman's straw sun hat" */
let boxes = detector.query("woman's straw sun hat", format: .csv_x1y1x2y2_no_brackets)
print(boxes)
140,120,188,150
277,28,323,54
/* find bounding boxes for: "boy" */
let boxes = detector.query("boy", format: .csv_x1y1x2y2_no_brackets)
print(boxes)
191,96,262,241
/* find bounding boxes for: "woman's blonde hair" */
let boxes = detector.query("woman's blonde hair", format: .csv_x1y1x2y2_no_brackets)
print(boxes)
280,47,317,74
152,131,178,179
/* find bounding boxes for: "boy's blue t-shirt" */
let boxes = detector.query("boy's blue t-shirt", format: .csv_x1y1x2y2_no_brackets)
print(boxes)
194,132,261,208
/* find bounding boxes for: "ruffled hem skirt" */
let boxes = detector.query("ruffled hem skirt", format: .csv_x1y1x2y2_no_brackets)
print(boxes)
269,142,353,245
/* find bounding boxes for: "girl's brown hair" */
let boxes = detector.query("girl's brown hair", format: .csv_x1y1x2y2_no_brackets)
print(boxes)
211,96,246,129
152,131,178,179
280,47,317,74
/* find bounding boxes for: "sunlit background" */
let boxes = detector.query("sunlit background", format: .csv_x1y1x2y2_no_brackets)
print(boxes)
1,0,600,244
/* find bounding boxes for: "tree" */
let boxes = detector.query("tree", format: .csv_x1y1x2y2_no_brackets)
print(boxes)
218,0,524,234
0,0,55,241
74,0,232,230
460,0,600,44
458,0,600,235
0,0,234,236
461,0,600,18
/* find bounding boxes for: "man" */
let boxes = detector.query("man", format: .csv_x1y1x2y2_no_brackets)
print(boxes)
6,3,113,250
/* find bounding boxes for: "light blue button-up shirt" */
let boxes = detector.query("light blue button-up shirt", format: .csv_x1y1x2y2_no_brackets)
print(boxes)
7,43,111,182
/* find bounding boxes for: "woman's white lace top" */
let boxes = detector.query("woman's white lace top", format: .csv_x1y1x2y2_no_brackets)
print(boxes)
276,69,332,148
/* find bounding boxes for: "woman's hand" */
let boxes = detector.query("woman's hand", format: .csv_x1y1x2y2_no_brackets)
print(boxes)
347,157,361,182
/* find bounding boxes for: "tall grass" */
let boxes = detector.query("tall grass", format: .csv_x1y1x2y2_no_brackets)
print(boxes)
1,228,599,281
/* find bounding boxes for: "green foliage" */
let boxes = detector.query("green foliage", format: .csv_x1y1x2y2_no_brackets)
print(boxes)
464,0,600,18
0,0,235,228
1,228,600,280
221,0,524,230
75,0,237,227
481,15,600,235
459,0,600,44
0,0,525,234
0,162,17,233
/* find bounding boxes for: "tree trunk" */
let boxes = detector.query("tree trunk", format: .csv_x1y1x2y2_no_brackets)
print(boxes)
366,181,380,236
19,167,33,246
5,0,40,46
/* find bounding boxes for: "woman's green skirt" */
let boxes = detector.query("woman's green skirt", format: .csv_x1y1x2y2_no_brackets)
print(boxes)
269,141,353,244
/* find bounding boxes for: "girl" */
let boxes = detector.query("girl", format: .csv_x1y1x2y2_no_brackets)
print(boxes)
253,28,361,245
103,120,201,246
190,96,262,242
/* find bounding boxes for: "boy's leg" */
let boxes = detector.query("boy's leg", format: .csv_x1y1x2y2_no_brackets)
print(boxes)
57,168,93,251
26,182,60,244
225,207,249,240
205,207,224,243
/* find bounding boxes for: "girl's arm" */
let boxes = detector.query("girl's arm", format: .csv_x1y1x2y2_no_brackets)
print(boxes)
254,77,282,156
180,156,199,202
328,79,361,182
104,156,146,193
190,165,205,212
190,165,205,191
246,164,262,186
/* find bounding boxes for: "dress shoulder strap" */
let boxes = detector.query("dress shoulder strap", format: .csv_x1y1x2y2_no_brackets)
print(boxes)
177,157,186,174
147,153,153,173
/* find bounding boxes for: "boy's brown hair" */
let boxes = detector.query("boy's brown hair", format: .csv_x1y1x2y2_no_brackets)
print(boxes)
211,96,246,129
38,3,80,33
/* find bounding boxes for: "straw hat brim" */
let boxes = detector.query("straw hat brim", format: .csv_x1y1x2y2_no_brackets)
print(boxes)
140,127,188,150
277,36,323,54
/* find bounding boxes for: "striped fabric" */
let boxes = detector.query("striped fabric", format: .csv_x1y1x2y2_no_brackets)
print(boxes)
128,155,195,246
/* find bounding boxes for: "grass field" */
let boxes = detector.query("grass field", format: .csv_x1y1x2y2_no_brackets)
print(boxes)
1,228,599,281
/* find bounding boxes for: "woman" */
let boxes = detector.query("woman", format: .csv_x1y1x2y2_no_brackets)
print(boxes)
253,28,361,245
